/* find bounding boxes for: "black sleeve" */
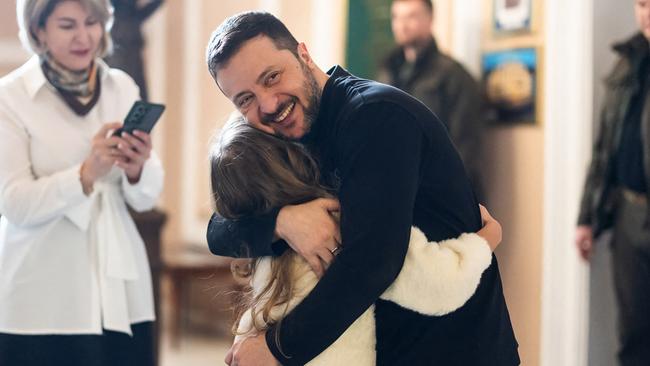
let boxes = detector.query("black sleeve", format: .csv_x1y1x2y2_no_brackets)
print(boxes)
206,209,288,258
265,103,424,365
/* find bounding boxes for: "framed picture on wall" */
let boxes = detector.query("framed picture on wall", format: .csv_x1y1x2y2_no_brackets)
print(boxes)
482,48,537,125
494,0,532,32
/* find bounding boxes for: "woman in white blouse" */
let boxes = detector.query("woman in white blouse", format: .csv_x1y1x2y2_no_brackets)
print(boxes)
0,1,163,365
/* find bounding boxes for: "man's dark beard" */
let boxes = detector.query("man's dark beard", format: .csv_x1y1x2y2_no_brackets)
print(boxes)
301,65,321,138
261,61,321,140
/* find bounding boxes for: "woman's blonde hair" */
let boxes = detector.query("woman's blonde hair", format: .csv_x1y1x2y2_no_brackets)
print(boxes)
17,0,114,57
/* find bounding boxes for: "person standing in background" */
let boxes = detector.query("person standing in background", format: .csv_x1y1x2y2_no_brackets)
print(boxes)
377,0,486,201
0,1,163,365
104,0,163,101
575,1,650,365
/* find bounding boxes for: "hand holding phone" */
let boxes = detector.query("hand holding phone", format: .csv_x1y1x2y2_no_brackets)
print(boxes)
113,101,165,137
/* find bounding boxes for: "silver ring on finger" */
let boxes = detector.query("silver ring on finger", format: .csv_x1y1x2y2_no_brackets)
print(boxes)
330,246,341,255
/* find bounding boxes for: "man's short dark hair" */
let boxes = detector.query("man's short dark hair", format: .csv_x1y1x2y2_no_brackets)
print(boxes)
392,0,434,14
206,11,299,80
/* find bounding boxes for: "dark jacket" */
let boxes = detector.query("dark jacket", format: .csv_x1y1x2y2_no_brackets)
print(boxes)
377,37,485,200
578,33,650,237
207,66,519,365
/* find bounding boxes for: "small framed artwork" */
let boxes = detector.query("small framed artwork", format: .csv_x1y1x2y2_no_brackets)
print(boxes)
482,48,537,125
494,0,532,33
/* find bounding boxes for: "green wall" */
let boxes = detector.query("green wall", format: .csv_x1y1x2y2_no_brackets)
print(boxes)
345,0,395,79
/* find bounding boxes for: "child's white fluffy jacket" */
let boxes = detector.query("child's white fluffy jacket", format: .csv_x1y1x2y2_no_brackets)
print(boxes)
236,227,492,365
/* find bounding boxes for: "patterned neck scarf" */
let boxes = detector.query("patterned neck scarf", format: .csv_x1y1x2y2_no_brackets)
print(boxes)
40,53,102,116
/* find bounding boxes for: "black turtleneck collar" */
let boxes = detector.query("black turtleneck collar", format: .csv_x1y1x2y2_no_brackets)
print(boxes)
300,65,352,147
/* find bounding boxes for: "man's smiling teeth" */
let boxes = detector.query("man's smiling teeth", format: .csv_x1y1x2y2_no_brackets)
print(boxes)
274,102,295,122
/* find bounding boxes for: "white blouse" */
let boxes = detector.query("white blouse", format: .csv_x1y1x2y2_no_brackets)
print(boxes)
0,57,164,336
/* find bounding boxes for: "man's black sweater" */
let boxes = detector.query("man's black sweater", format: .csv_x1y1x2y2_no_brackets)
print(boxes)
207,66,519,365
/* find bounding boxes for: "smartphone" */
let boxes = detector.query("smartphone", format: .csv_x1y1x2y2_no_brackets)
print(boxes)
113,101,165,137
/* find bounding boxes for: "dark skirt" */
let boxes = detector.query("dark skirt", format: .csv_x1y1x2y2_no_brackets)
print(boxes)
0,321,154,366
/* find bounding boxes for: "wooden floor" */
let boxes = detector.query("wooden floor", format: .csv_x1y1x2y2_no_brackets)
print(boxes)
158,269,236,366
160,331,231,366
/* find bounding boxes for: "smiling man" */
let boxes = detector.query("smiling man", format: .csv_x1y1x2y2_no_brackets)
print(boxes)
206,11,519,366
212,35,323,140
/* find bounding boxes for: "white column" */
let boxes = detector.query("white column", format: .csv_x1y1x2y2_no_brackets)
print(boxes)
450,0,482,77
143,4,167,181
541,0,593,364
310,0,347,68
180,0,205,243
